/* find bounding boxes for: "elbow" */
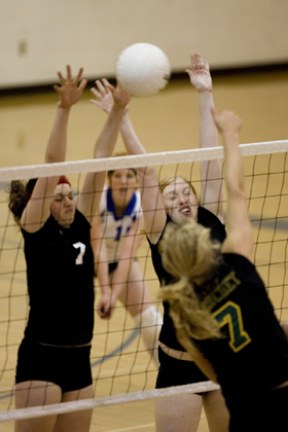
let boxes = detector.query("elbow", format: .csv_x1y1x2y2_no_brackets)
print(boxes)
227,181,245,198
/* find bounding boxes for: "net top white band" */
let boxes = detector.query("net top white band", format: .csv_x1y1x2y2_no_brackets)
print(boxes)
0,140,287,182
0,381,220,422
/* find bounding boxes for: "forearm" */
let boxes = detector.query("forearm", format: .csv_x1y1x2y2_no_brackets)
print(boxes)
96,260,111,296
110,228,142,296
45,65,86,163
198,91,223,213
92,218,110,295
119,239,142,269
110,259,131,299
94,105,127,158
198,90,220,175
223,130,244,195
44,106,71,163
79,105,128,220
221,124,253,258
119,114,165,234
94,240,111,296
198,90,216,150
120,111,146,155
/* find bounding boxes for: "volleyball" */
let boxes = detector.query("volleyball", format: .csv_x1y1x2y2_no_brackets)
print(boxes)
116,43,171,97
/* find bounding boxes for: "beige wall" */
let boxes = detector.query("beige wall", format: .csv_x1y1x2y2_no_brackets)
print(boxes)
1,0,288,88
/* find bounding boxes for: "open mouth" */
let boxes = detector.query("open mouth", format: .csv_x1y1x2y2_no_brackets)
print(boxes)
180,206,191,215
118,187,130,195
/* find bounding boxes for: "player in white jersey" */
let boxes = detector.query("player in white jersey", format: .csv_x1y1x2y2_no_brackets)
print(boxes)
91,165,162,365
99,180,142,263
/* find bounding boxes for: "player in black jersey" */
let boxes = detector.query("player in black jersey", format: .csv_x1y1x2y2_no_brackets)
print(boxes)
9,67,130,432
91,54,229,432
160,110,288,432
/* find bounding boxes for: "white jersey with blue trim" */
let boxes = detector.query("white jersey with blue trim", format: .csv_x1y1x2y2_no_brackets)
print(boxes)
99,187,142,263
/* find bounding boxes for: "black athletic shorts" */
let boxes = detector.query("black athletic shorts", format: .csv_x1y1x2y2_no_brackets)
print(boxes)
156,346,208,390
108,262,118,274
16,338,92,393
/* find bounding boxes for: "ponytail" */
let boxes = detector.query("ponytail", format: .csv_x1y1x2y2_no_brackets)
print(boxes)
160,219,221,344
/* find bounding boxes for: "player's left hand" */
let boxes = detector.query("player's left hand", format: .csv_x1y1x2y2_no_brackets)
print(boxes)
90,78,114,114
186,53,212,93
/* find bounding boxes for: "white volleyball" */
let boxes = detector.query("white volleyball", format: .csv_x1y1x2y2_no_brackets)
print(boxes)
116,43,171,97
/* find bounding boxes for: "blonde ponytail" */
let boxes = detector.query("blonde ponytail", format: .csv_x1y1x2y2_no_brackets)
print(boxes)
160,220,221,342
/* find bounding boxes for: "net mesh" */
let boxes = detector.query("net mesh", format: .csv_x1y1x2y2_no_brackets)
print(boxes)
0,140,287,422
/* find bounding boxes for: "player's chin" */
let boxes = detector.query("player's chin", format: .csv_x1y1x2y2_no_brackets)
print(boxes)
59,215,74,228
171,213,190,225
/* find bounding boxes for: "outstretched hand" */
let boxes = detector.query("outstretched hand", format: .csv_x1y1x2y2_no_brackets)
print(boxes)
186,53,212,93
54,65,87,109
90,78,114,113
90,78,131,113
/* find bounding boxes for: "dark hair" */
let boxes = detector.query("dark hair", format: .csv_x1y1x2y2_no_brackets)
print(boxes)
8,178,37,224
107,168,137,180
107,152,137,179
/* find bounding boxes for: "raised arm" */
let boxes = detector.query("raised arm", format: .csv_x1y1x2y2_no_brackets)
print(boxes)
213,110,253,260
45,66,87,163
78,85,130,223
186,53,223,217
90,79,167,243
120,112,167,243
21,66,87,232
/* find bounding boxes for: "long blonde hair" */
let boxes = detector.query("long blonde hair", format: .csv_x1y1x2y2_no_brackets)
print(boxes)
160,220,221,343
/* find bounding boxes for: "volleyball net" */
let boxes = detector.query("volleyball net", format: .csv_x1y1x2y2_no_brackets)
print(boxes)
0,140,287,423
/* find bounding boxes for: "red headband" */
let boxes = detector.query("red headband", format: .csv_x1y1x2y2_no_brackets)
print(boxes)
57,175,71,185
